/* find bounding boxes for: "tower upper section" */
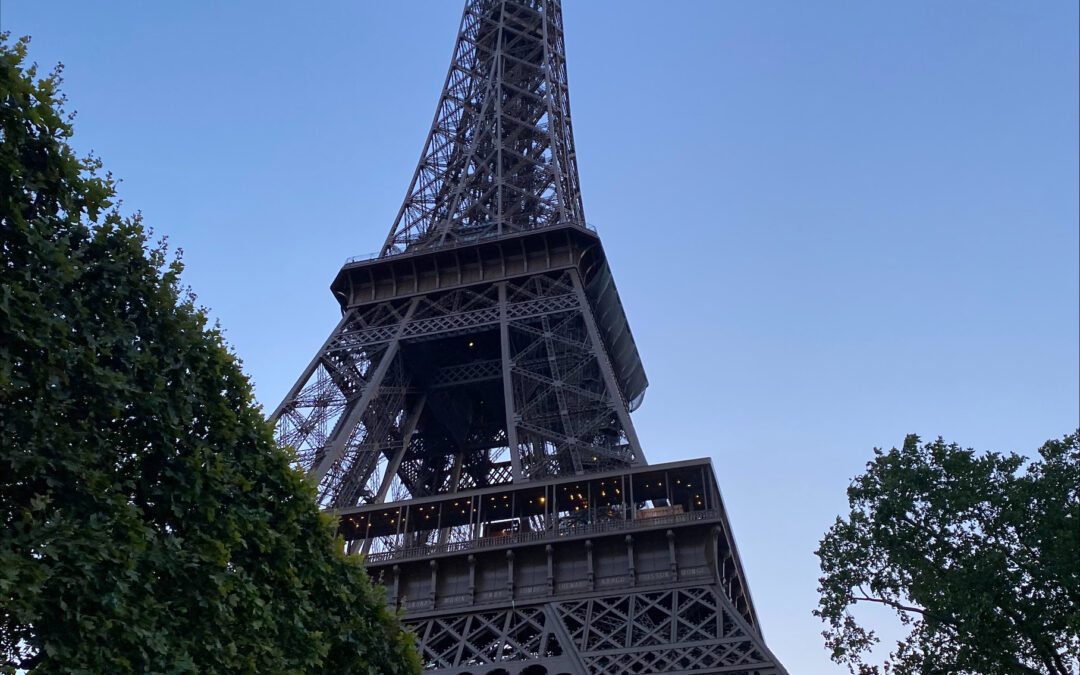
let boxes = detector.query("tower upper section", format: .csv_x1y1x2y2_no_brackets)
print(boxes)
380,0,586,256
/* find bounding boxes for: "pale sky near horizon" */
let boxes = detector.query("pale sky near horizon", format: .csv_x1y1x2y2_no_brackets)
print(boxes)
5,1,1078,672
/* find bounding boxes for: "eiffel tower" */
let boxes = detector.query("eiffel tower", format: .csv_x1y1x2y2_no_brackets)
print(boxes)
272,2,789,673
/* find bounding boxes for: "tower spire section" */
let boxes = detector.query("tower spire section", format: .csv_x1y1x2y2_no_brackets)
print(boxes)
273,0,647,509
381,0,586,256
272,2,788,672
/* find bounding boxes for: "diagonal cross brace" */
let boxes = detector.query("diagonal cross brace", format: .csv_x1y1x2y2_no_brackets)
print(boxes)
311,298,420,484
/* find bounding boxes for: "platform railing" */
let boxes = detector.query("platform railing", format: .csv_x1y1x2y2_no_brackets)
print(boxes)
363,508,719,565
343,220,598,265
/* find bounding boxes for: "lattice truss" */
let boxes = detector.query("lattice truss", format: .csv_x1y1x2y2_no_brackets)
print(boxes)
381,0,585,255
407,585,784,674
271,270,640,508
412,607,566,671
272,299,417,509
503,272,638,478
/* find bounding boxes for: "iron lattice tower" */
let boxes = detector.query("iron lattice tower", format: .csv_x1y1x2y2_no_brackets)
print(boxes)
272,2,789,673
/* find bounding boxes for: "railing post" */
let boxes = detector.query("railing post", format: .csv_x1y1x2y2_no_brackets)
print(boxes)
428,559,437,608
546,544,554,595
585,539,594,590
506,549,515,599
667,529,678,578
468,554,476,605
391,565,400,608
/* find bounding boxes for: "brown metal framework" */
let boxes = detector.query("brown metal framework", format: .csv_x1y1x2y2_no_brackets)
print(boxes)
379,0,584,255
271,1,788,672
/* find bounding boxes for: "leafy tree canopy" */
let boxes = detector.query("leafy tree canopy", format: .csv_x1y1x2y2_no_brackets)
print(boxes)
0,34,420,674
816,431,1079,675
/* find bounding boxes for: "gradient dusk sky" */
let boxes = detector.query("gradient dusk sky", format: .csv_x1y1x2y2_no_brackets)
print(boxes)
5,2,1078,671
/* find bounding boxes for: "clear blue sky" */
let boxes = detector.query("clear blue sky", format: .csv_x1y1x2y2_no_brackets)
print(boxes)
6,1,1078,671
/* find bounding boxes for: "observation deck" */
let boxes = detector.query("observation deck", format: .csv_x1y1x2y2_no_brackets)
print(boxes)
334,458,761,632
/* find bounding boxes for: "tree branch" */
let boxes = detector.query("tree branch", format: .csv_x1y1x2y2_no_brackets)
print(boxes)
852,588,956,627
851,592,1060,675
1048,649,1072,675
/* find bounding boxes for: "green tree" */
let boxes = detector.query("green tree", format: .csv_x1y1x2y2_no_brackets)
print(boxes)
816,431,1080,675
0,34,421,674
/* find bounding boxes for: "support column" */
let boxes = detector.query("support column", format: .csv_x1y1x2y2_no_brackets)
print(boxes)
438,450,465,546
373,394,427,505
498,281,524,480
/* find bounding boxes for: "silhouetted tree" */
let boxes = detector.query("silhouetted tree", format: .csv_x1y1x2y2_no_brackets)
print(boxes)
816,431,1079,675
0,34,420,674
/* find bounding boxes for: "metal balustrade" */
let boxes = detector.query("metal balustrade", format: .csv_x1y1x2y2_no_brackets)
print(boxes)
363,508,720,564
343,221,600,265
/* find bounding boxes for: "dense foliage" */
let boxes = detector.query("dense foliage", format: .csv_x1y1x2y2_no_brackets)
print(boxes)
816,431,1079,675
0,34,420,674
